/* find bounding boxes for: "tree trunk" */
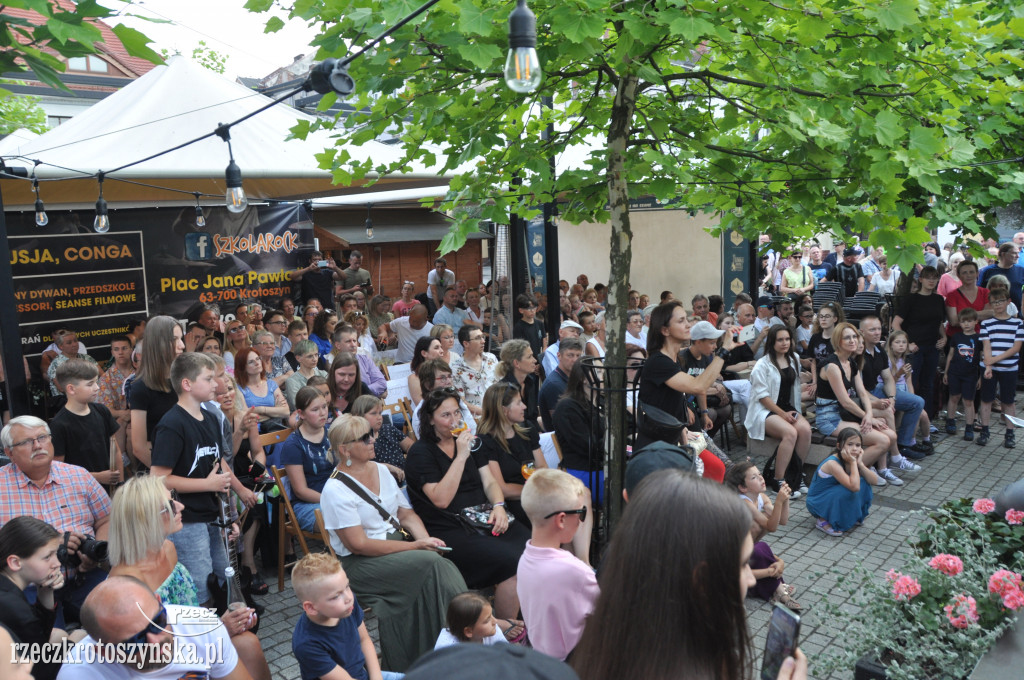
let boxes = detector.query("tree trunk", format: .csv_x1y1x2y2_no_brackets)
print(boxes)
604,72,639,530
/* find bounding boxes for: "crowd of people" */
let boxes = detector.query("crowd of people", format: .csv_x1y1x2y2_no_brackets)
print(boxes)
16,230,1024,678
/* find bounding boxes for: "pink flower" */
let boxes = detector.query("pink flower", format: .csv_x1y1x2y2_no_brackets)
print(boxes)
989,569,1023,597
973,498,996,514
944,594,979,629
890,572,923,601
1006,509,1024,525
1002,587,1024,610
928,554,964,576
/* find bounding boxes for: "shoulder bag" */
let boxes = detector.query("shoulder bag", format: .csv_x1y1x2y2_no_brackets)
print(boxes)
329,468,410,540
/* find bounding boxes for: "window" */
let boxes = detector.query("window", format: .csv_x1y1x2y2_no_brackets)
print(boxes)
66,55,109,73
47,116,71,128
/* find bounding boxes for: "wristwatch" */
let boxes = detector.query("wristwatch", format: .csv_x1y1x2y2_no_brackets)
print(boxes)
715,348,731,361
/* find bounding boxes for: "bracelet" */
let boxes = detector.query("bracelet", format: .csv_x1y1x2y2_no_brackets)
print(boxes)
493,502,505,507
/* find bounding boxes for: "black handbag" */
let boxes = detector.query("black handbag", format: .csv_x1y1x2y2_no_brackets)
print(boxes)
636,400,686,443
761,447,805,491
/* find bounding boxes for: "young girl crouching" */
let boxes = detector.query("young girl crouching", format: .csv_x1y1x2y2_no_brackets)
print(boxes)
434,592,507,649
805,428,877,537
726,462,801,610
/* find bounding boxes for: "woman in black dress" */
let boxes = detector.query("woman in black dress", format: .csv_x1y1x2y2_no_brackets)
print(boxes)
405,389,529,620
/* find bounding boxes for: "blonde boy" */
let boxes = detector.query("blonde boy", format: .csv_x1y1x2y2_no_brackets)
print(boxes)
291,553,402,680
517,469,600,661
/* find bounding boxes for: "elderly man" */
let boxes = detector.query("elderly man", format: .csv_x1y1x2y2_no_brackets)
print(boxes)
197,304,225,343
979,242,1024,315
0,416,110,629
433,286,478,352
252,329,293,387
379,304,433,363
542,320,583,376
807,245,834,283
1014,233,1024,266
58,576,248,680
691,294,717,326
828,247,866,297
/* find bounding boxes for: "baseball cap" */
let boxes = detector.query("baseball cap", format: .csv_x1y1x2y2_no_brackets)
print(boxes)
625,444,696,496
559,320,583,332
689,320,725,341
756,295,774,309
843,247,858,257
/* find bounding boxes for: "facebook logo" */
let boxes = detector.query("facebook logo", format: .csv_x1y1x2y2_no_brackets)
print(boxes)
185,233,212,261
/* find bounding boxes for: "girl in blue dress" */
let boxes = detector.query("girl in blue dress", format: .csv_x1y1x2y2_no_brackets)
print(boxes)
805,427,877,536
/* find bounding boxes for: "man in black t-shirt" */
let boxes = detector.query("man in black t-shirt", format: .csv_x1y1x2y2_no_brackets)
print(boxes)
289,250,344,307
828,248,866,297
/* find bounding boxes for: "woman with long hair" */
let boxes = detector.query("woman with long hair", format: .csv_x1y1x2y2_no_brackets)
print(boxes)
280,386,333,532
351,394,413,485
367,294,395,349
405,390,530,621
409,336,444,406
310,310,338,357
320,415,467,671
129,315,184,467
572,472,807,680
235,347,289,430
893,265,949,419
223,318,251,369
553,361,606,504
475,383,548,526
107,476,271,680
495,339,540,426
303,298,323,333
328,352,370,417
745,325,812,495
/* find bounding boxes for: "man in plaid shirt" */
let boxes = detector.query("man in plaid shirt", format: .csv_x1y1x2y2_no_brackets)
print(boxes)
0,415,111,629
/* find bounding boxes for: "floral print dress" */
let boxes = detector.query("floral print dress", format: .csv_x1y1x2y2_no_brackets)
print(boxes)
450,352,499,410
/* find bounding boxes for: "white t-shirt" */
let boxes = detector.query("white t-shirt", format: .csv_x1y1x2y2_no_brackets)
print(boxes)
870,271,898,295
427,269,455,301
320,463,411,557
434,627,508,649
389,316,434,363
58,604,238,680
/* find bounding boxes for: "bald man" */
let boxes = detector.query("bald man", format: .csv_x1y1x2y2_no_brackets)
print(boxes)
59,576,249,680
379,304,434,363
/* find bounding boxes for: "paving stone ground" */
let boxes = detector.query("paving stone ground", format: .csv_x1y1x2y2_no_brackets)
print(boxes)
247,404,1024,679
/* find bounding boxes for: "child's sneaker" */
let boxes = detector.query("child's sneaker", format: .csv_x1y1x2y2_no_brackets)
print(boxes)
964,423,975,442
1005,430,1015,449
945,418,957,435
977,425,990,446
895,458,922,473
879,468,905,486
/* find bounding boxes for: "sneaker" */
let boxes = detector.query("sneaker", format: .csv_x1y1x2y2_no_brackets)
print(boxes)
977,426,990,446
1005,430,1016,449
872,469,887,487
912,440,934,454
879,468,904,486
895,458,922,473
964,424,975,442
945,418,957,435
899,446,928,461
929,425,939,434
795,480,809,497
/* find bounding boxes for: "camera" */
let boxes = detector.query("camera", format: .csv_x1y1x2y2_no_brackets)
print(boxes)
57,532,108,568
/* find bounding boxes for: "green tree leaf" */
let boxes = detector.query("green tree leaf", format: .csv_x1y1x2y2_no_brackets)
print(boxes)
112,24,164,65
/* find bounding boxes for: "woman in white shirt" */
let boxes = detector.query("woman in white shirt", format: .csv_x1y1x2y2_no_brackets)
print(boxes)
319,415,467,671
868,254,899,295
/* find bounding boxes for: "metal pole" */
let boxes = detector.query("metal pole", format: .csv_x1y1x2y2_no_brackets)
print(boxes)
0,169,31,416
542,95,560,342
509,176,528,313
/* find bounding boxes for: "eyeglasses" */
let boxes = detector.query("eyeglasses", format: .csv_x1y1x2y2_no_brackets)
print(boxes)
254,341,275,347
229,327,247,333
345,432,375,445
10,433,51,450
544,506,588,521
118,603,168,646
267,320,287,326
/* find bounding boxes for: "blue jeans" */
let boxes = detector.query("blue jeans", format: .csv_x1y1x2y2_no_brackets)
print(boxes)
872,384,924,447
381,672,404,680
169,522,229,604
908,343,940,419
292,500,321,532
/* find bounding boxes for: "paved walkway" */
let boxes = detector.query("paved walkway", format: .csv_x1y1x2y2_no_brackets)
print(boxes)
247,410,1024,679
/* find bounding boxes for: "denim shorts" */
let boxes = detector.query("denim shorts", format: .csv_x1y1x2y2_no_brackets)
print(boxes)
814,399,841,436
169,522,229,604
292,501,321,533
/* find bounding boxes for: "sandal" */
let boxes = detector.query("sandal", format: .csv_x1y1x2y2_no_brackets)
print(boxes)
244,567,269,596
783,583,797,596
815,519,844,537
771,587,803,611
502,618,528,645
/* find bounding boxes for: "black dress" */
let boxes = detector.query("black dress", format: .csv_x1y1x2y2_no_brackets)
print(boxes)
475,427,541,527
405,440,529,589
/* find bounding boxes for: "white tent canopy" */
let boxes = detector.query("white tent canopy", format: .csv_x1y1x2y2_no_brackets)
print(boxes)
0,57,450,210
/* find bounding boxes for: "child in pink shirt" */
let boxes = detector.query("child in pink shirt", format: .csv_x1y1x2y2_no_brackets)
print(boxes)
517,469,600,661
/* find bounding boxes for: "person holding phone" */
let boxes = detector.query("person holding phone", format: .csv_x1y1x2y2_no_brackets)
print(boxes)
572,471,808,680
288,251,344,308
319,414,467,671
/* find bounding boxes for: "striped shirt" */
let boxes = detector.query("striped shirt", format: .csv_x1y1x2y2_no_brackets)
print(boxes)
980,316,1024,371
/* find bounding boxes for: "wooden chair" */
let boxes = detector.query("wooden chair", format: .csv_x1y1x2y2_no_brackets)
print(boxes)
399,398,416,439
382,401,405,431
378,364,390,380
258,427,293,449
270,465,333,592
314,508,336,558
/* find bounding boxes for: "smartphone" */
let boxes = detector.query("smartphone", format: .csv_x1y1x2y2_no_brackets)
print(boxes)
432,545,453,553
317,260,330,268
761,604,800,680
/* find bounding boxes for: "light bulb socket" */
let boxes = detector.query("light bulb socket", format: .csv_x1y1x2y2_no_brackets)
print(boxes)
225,159,243,189
35,198,46,214
308,58,355,96
508,0,537,49
95,196,108,216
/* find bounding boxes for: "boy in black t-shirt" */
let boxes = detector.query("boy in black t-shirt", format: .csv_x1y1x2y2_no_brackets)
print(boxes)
514,294,547,367
50,358,122,488
944,307,982,440
151,352,235,605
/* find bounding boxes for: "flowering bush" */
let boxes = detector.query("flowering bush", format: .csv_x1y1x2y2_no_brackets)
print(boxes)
820,498,1024,680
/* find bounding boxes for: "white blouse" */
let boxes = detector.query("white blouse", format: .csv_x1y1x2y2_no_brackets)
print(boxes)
320,462,411,557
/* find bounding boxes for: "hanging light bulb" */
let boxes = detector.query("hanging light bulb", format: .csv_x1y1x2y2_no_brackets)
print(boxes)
32,177,48,227
505,0,542,93
93,174,109,233
928,195,937,207
365,204,374,239
733,186,744,218
193,193,206,229
216,125,248,213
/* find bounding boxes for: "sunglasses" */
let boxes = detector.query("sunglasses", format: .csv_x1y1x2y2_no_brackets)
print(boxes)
544,506,588,521
119,603,168,646
161,490,181,516
345,431,375,445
